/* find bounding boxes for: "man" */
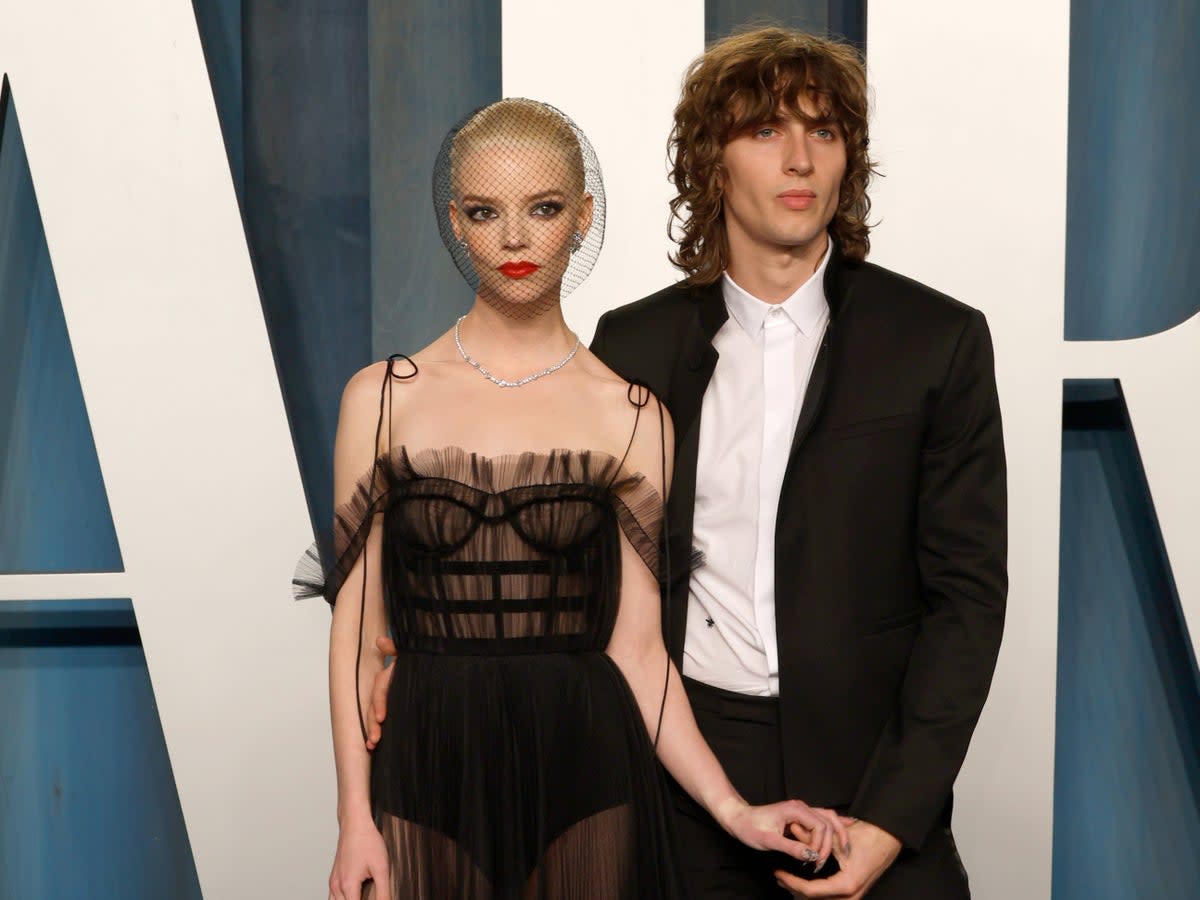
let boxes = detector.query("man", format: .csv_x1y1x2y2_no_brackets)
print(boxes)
587,27,1006,899
370,27,1006,899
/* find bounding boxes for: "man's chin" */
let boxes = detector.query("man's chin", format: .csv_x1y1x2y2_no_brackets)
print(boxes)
772,231,829,254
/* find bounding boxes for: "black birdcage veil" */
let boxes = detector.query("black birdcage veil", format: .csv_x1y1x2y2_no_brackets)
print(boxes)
433,99,605,316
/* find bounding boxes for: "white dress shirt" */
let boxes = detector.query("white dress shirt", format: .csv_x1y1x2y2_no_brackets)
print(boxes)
681,243,831,696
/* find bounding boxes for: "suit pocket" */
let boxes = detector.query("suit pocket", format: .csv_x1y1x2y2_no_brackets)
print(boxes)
828,412,919,440
860,607,923,636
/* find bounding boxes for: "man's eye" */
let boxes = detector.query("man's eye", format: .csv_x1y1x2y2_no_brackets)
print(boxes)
532,202,563,217
465,205,496,221
755,127,777,139
814,128,837,141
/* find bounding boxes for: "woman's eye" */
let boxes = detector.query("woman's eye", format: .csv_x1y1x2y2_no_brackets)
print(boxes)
464,205,497,221
531,201,564,217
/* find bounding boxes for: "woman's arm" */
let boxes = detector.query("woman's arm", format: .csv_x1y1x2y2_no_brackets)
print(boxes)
606,538,844,866
605,399,848,867
327,364,392,900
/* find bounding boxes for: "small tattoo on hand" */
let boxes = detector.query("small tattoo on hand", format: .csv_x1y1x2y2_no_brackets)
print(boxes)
705,616,715,627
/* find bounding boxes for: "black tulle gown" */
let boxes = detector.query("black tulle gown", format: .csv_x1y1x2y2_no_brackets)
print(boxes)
314,366,681,899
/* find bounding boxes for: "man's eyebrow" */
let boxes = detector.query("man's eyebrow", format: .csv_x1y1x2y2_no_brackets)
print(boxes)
782,108,839,129
733,112,784,131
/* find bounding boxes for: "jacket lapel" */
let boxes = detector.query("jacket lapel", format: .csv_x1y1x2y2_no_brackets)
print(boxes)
668,281,727,443
785,244,854,463
664,281,726,662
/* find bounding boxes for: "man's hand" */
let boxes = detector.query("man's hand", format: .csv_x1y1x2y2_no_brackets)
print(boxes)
364,635,397,750
713,796,849,871
776,819,902,899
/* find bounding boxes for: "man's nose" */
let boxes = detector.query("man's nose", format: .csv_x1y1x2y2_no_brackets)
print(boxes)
784,132,814,175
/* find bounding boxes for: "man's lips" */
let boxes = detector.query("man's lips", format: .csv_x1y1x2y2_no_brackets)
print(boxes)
778,190,816,210
498,261,539,279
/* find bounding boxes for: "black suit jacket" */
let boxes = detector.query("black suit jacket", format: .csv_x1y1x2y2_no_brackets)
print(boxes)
590,248,1007,852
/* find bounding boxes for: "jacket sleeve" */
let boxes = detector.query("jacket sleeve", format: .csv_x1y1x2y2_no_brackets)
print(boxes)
850,308,1008,850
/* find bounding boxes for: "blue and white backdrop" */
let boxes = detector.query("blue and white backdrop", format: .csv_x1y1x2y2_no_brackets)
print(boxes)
1,1,1197,898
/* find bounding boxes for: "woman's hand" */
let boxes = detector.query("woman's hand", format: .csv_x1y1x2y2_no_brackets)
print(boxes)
714,796,849,869
329,816,390,900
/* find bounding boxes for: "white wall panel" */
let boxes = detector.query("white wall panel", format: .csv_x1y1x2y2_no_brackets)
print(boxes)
868,4,1070,897
0,1,334,896
502,0,705,343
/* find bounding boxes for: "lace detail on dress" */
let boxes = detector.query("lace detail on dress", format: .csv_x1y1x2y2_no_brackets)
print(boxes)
300,446,664,609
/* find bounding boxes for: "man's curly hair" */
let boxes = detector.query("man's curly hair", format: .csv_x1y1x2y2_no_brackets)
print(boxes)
668,27,876,284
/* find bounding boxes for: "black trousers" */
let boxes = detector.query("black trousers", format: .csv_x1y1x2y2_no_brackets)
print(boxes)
671,677,971,899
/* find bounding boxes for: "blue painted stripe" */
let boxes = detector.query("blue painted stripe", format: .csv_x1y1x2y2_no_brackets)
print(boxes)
0,601,202,899
0,78,123,574
705,1,867,45
368,0,502,359
191,0,244,197
1055,379,1200,898
1065,0,1200,339
238,2,374,562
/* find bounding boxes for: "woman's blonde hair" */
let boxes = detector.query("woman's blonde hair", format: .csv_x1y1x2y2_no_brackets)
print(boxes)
450,98,586,196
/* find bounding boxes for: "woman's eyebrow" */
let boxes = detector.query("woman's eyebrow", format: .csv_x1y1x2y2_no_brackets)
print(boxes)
523,190,567,202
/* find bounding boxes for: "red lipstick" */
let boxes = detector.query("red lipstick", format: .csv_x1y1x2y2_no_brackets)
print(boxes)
778,189,816,210
498,261,540,279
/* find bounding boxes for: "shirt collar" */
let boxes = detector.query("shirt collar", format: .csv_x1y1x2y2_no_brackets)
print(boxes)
721,238,832,338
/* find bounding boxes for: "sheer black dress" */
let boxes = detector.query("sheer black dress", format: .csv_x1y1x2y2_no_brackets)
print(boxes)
314,360,682,899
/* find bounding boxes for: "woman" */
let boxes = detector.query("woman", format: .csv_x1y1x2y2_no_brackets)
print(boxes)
320,99,846,899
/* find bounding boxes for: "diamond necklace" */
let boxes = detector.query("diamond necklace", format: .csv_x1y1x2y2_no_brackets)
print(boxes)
453,315,580,388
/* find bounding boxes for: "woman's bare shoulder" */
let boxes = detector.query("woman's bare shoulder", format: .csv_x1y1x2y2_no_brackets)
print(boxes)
339,330,460,415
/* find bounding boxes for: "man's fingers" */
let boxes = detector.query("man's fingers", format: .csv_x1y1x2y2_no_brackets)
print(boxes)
365,656,392,750
805,807,848,850
374,635,397,656
786,801,825,833
787,806,834,864
373,693,387,723
775,868,817,897
776,868,856,898
371,667,390,721
762,827,816,861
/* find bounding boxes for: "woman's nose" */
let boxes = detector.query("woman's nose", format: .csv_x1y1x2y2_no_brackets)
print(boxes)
502,217,528,249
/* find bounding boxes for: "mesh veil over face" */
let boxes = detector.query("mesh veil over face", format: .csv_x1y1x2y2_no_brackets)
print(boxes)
433,99,605,319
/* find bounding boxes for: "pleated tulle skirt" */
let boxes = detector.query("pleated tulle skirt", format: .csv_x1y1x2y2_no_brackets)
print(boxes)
367,650,681,899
